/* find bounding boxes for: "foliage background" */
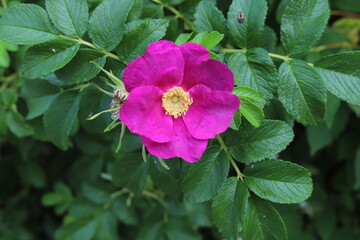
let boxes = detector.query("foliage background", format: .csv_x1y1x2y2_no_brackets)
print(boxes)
0,0,360,239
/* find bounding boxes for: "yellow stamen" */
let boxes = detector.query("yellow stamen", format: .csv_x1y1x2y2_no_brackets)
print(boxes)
162,87,193,118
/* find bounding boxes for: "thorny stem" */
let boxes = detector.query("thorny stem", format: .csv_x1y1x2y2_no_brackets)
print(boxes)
216,135,245,180
152,0,195,31
331,10,360,19
59,35,128,66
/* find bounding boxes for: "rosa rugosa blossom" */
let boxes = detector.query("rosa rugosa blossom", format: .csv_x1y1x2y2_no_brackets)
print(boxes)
119,40,240,162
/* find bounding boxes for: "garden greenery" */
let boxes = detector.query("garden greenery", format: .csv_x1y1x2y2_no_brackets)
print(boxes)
0,0,359,239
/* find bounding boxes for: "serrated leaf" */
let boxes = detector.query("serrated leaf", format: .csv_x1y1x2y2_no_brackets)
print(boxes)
278,59,327,125
0,4,58,45
112,153,149,195
190,31,224,50
22,39,80,79
230,120,294,163
280,0,330,55
261,26,277,52
245,159,313,204
7,111,34,137
243,196,287,240
183,146,229,203
43,91,81,150
228,48,278,103
194,1,227,35
117,19,169,63
211,178,249,239
46,0,89,37
227,0,268,49
55,49,106,84
315,51,360,106
88,0,133,51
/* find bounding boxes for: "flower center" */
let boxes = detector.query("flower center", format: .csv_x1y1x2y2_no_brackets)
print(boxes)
162,87,193,118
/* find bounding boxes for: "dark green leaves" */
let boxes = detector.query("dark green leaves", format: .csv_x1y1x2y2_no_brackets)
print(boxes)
230,120,294,163
46,0,89,37
228,48,278,103
245,159,313,204
0,4,59,45
89,0,133,51
183,146,229,203
278,59,327,125
227,0,268,49
211,178,249,239
44,91,81,150
194,1,226,35
315,51,360,106
280,0,330,55
22,40,80,79
243,196,287,240
117,19,168,63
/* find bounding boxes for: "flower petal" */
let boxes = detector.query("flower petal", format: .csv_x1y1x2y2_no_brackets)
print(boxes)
142,118,208,162
123,40,184,92
183,84,240,139
180,43,234,92
120,86,173,143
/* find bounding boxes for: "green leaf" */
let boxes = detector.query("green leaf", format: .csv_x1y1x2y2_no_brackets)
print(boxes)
354,148,360,190
228,48,278,103
245,159,313,204
112,153,149,195
21,78,60,119
0,4,58,45
190,31,224,50
88,0,133,51
117,19,169,63
261,26,277,52
60,216,96,240
229,120,294,163
278,59,327,125
315,51,360,106
227,0,268,49
6,111,34,137
211,178,249,239
46,0,89,37
243,196,287,240
42,193,64,206
230,109,242,131
112,197,138,225
280,0,330,55
22,40,80,79
0,44,10,67
0,88,17,107
43,91,81,150
194,1,226,35
183,146,229,203
55,49,106,84
232,86,265,127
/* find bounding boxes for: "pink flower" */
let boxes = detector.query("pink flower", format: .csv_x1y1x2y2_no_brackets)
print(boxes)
119,41,240,162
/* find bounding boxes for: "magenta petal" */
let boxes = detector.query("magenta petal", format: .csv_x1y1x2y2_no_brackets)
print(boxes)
183,84,240,139
142,118,208,162
120,86,173,143
123,40,184,92
180,43,234,92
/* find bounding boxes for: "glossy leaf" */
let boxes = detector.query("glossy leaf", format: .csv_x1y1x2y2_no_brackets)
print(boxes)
278,59,327,125
227,0,268,49
194,1,226,35
245,159,313,204
22,40,79,79
88,0,133,51
230,120,294,163
0,4,58,45
211,178,249,239
183,146,229,203
46,0,89,37
280,0,330,55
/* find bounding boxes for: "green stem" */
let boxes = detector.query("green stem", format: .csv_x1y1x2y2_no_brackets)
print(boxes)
59,35,127,65
152,0,195,31
87,107,119,120
216,135,245,180
1,0,7,9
